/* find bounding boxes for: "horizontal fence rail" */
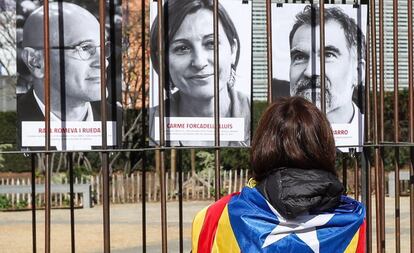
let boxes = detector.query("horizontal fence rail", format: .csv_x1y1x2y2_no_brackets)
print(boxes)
0,169,251,208
0,177,89,209
1,168,412,209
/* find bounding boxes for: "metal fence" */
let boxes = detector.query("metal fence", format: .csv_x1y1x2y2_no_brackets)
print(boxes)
0,0,413,253
0,169,250,208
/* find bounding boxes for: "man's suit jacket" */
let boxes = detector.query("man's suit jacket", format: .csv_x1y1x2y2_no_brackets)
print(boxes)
17,89,123,149
271,78,290,101
17,89,121,121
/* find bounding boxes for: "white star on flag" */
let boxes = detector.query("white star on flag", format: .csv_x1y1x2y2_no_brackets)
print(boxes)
262,202,335,253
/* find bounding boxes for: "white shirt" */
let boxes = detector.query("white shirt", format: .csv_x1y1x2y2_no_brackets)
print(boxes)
349,102,361,125
33,90,94,121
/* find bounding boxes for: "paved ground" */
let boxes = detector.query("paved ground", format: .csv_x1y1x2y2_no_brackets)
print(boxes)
371,197,412,253
0,197,411,252
0,201,211,253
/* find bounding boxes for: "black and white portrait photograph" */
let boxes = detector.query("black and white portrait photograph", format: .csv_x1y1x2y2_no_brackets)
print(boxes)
149,0,252,147
0,1,16,112
15,0,122,150
271,3,367,151
0,0,15,77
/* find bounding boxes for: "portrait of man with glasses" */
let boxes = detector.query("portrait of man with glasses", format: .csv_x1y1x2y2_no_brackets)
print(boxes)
16,1,122,150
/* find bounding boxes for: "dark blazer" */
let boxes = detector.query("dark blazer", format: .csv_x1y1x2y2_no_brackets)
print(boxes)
17,89,123,149
17,89,120,121
271,78,291,101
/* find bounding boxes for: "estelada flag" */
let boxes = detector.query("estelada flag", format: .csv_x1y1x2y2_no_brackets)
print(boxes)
192,187,365,253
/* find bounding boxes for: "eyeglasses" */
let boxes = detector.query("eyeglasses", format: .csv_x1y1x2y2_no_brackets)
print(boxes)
39,41,111,61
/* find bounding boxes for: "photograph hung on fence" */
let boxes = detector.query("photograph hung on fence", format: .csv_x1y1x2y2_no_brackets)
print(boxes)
271,3,367,152
0,1,15,76
15,0,123,151
149,0,252,147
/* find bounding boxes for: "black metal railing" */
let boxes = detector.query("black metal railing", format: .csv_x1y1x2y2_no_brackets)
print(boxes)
0,0,413,252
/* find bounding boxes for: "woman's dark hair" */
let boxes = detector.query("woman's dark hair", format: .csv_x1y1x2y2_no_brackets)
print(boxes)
150,0,240,75
251,97,336,181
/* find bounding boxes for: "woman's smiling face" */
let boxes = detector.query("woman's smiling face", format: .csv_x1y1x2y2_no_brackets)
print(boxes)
168,8,236,100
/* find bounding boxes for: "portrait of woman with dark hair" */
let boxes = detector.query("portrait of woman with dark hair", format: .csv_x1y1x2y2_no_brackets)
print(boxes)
149,0,251,147
192,97,366,252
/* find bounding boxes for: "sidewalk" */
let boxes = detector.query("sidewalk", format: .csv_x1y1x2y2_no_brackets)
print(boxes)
0,197,411,252
0,201,211,253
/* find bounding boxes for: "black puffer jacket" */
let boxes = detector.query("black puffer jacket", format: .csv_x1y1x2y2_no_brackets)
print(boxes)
256,167,344,219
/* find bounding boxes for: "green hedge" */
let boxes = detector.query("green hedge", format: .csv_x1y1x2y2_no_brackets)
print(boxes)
0,111,31,172
2,92,411,173
0,111,17,145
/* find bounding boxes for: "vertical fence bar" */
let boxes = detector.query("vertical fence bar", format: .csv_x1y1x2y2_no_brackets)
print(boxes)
42,0,52,251
213,0,221,201
141,154,147,253
178,149,184,253
392,0,400,251
362,148,372,253
374,46,383,253
159,147,167,253
140,0,147,251
44,154,51,253
155,0,167,251
378,0,384,142
378,0,386,251
364,22,372,253
408,0,414,251
342,155,348,193
98,0,110,251
354,153,359,201
68,153,75,253
365,21,372,144
31,154,37,253
266,0,272,105
102,152,110,253
318,0,326,114
368,0,380,251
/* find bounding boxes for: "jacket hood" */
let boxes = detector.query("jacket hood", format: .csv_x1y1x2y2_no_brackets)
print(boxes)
256,167,344,219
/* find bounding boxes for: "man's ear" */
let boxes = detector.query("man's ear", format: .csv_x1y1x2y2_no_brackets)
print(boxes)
21,47,44,79
353,58,366,88
230,38,239,66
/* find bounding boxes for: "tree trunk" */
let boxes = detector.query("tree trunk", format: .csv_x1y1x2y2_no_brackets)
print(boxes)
37,153,45,173
155,149,161,193
191,149,196,176
171,148,176,191
56,153,65,173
